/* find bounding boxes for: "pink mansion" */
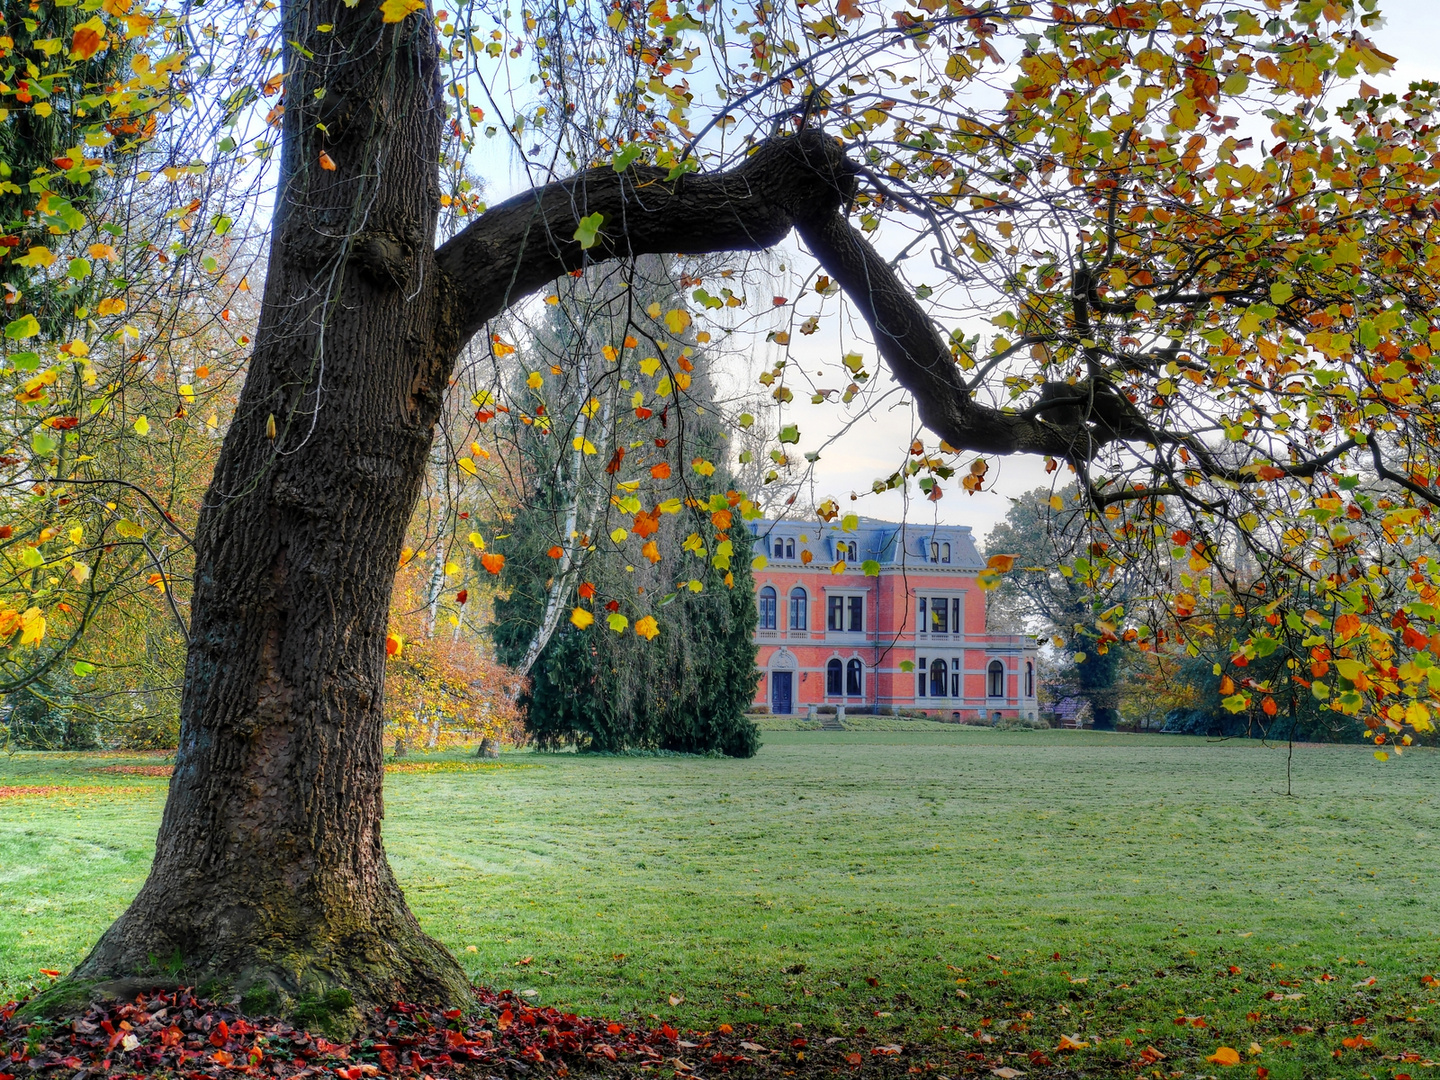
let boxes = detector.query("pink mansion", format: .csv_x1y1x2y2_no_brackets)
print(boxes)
749,517,1038,720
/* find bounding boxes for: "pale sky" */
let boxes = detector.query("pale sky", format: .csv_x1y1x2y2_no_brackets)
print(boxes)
483,0,1440,543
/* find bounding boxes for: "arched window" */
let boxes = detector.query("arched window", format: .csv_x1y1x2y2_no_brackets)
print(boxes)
772,537,785,559
988,660,1006,697
930,658,948,697
849,541,859,561
930,540,940,562
785,538,795,559
942,542,951,563
789,588,807,630
759,586,777,630
826,658,843,696
1025,661,1034,697
846,658,863,697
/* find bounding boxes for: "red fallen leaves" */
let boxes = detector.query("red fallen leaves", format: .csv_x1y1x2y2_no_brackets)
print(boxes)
0,986,943,1080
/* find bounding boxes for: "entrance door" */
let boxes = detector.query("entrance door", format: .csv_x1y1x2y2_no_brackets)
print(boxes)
771,671,793,714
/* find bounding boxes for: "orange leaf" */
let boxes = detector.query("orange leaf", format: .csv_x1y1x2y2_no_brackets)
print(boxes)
548,545,564,558
481,553,506,575
1056,1034,1089,1051
318,152,337,171
578,581,596,599
986,553,1017,573
650,462,672,479
1205,1047,1241,1067
71,25,103,59
385,633,403,656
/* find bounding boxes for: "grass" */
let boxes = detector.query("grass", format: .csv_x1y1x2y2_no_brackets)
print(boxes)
2,731,1438,1078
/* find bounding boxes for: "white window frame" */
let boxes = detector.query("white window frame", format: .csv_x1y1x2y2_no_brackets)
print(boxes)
916,592,964,639
826,590,866,634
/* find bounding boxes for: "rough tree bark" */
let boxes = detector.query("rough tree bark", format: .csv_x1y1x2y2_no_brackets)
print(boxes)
66,0,1113,1019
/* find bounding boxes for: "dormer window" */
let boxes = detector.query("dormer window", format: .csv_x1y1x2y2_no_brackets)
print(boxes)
846,541,858,562
787,538,796,559
930,541,940,561
771,537,795,560
942,542,951,563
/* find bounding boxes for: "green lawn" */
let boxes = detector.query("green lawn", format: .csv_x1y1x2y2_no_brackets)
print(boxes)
3,730,1437,1077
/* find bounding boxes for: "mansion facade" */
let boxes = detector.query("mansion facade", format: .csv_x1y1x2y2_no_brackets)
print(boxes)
749,517,1038,720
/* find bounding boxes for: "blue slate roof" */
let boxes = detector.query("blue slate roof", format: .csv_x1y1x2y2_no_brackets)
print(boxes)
749,516,985,570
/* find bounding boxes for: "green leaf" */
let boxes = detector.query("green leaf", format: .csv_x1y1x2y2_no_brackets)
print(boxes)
573,212,604,249
862,559,880,576
5,314,40,340
67,257,91,280
31,430,56,455
899,660,915,673
738,412,754,428
72,661,95,676
611,145,643,172
21,547,43,568
778,424,799,444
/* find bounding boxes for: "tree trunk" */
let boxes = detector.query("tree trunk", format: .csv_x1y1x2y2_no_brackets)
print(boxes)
72,0,470,1018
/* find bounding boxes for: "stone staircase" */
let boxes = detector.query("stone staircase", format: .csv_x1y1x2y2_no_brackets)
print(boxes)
818,711,846,731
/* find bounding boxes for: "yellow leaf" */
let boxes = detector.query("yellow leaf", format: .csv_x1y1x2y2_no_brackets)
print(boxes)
582,397,601,418
386,632,403,656
606,612,628,633
690,457,715,477
68,526,83,544
18,607,45,645
115,520,145,539
1204,1047,1241,1067
16,246,57,268
71,561,90,584
655,376,673,397
572,436,597,455
664,308,692,334
647,301,662,319
458,457,478,476
96,297,126,316
133,416,150,436
468,531,485,550
610,527,628,543
88,243,117,261
1056,1035,1089,1052
379,0,426,21
639,356,661,376
526,371,543,389
635,615,659,640
1049,494,1064,511
570,607,594,629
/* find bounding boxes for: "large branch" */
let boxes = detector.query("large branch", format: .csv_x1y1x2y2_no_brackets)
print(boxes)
434,130,1125,462
792,209,1095,459
434,130,855,342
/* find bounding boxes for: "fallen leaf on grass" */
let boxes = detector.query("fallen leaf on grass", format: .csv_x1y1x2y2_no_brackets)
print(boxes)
1138,1046,1165,1065
668,994,685,1006
1206,1046,1242,1066
990,1068,1025,1079
1056,1034,1089,1051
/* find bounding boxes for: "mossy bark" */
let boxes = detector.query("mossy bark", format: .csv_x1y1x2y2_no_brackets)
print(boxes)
70,0,469,1018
